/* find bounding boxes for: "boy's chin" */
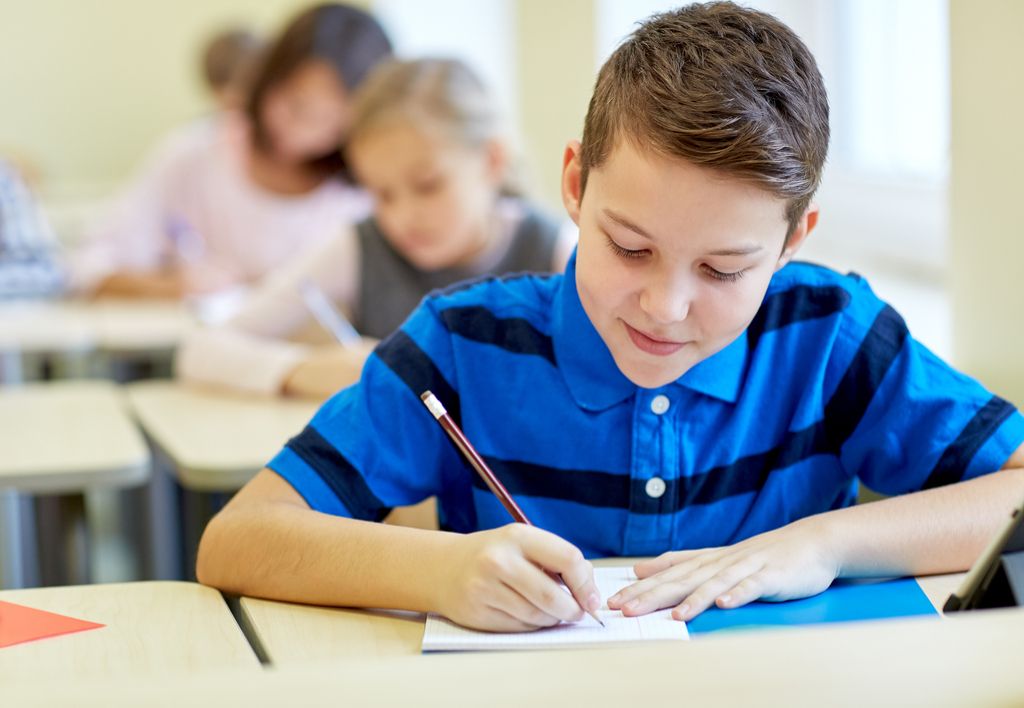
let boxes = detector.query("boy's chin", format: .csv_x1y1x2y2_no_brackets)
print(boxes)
615,357,690,390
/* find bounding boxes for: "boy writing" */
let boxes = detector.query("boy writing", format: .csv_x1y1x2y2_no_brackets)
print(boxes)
197,2,1024,631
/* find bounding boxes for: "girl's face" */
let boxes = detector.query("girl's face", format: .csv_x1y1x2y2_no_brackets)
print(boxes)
260,60,351,163
348,121,504,271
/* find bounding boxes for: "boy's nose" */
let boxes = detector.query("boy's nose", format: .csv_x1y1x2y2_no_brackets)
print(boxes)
639,278,691,324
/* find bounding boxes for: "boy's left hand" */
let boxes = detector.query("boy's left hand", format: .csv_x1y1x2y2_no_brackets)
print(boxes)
607,516,840,621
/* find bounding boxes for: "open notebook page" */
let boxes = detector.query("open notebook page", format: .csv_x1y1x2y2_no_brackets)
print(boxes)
421,566,689,652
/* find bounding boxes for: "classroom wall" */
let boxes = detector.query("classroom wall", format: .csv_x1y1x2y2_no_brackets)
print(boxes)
0,0,362,196
0,0,590,208
949,2,1024,405
515,0,595,208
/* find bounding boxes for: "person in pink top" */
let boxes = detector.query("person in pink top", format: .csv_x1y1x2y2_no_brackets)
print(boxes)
71,3,392,299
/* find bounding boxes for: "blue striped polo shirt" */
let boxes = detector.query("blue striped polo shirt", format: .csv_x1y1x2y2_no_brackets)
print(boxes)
268,253,1024,558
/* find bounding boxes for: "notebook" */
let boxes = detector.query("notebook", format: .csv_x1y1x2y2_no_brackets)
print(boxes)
420,566,689,652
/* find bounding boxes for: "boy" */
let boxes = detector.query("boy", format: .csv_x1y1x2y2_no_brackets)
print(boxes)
197,2,1024,631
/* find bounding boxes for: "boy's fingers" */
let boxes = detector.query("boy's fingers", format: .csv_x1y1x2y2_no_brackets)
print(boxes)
556,559,600,615
518,528,597,615
714,573,767,610
483,602,554,633
508,560,585,623
677,560,763,620
634,549,702,578
607,575,655,609
489,581,563,628
610,556,709,608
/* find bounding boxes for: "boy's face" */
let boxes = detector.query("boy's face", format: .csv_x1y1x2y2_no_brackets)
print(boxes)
561,139,817,389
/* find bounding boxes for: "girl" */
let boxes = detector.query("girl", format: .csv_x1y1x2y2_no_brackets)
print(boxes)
177,58,575,398
71,4,392,299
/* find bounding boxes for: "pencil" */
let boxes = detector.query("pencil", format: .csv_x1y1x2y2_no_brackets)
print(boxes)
419,390,605,628
297,277,362,347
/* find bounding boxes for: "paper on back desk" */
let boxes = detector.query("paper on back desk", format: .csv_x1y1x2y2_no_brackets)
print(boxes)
421,566,689,652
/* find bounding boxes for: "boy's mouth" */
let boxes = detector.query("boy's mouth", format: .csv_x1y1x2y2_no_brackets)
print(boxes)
623,322,686,356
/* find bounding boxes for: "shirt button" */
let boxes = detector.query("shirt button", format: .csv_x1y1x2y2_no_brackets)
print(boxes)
650,395,670,415
645,477,667,499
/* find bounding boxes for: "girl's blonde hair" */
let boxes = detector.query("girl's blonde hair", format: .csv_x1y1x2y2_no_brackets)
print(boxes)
348,58,525,196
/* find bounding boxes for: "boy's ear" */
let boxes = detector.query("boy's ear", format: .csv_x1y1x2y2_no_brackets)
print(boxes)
775,203,819,271
561,140,583,226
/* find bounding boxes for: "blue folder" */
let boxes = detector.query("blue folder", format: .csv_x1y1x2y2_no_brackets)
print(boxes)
686,577,939,635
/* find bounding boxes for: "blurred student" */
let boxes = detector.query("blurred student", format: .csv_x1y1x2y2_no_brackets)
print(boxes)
0,159,65,299
177,58,575,398
71,3,392,300
200,26,264,112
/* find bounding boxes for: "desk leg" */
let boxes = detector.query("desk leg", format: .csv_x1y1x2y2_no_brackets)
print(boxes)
138,446,184,581
34,494,90,586
0,490,24,588
0,491,38,588
0,351,23,384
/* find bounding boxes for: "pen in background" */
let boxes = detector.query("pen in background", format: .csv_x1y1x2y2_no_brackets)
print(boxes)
298,277,362,347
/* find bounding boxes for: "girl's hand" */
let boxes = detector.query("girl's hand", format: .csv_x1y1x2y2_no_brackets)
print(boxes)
282,339,379,399
435,523,600,632
607,516,840,621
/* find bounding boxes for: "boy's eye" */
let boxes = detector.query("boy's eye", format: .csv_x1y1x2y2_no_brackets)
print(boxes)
702,265,746,282
604,235,648,259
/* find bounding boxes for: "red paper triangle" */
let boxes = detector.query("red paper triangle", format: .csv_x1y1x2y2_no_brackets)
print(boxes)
0,600,105,648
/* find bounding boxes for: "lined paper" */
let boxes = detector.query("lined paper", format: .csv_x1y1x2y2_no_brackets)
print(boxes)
421,566,688,652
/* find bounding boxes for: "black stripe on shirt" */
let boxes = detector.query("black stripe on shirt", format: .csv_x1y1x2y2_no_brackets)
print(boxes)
285,425,392,521
467,305,910,514
438,306,556,365
923,395,1017,489
747,285,851,352
479,457,630,508
375,329,462,428
820,305,909,450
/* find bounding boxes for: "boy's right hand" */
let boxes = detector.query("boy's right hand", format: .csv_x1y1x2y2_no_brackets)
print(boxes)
436,523,600,632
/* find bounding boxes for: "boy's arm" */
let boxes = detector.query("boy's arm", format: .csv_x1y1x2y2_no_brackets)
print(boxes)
608,445,1024,621
197,468,601,632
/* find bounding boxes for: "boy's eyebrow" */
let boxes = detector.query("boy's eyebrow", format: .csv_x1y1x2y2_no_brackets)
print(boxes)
707,245,764,256
602,209,655,240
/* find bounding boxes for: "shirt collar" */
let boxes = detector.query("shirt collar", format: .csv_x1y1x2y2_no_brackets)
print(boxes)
553,249,747,411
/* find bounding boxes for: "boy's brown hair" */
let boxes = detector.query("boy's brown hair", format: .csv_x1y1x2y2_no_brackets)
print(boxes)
580,1,829,236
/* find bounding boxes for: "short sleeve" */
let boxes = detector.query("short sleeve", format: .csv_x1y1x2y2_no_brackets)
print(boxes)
833,292,1024,494
266,298,467,519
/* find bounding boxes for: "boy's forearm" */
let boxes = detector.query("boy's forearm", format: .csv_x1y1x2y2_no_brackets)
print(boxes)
197,501,460,612
819,467,1024,578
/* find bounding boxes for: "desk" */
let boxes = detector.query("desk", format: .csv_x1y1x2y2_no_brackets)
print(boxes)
0,299,193,381
126,381,317,579
0,581,259,680
89,299,194,355
7,598,1024,706
238,562,965,668
0,381,150,587
126,380,318,492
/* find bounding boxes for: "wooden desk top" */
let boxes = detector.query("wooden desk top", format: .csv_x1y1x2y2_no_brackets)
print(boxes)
239,562,966,668
7,596,1024,707
0,381,149,493
0,300,94,354
126,381,318,492
0,581,259,681
0,299,194,356
89,299,194,354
